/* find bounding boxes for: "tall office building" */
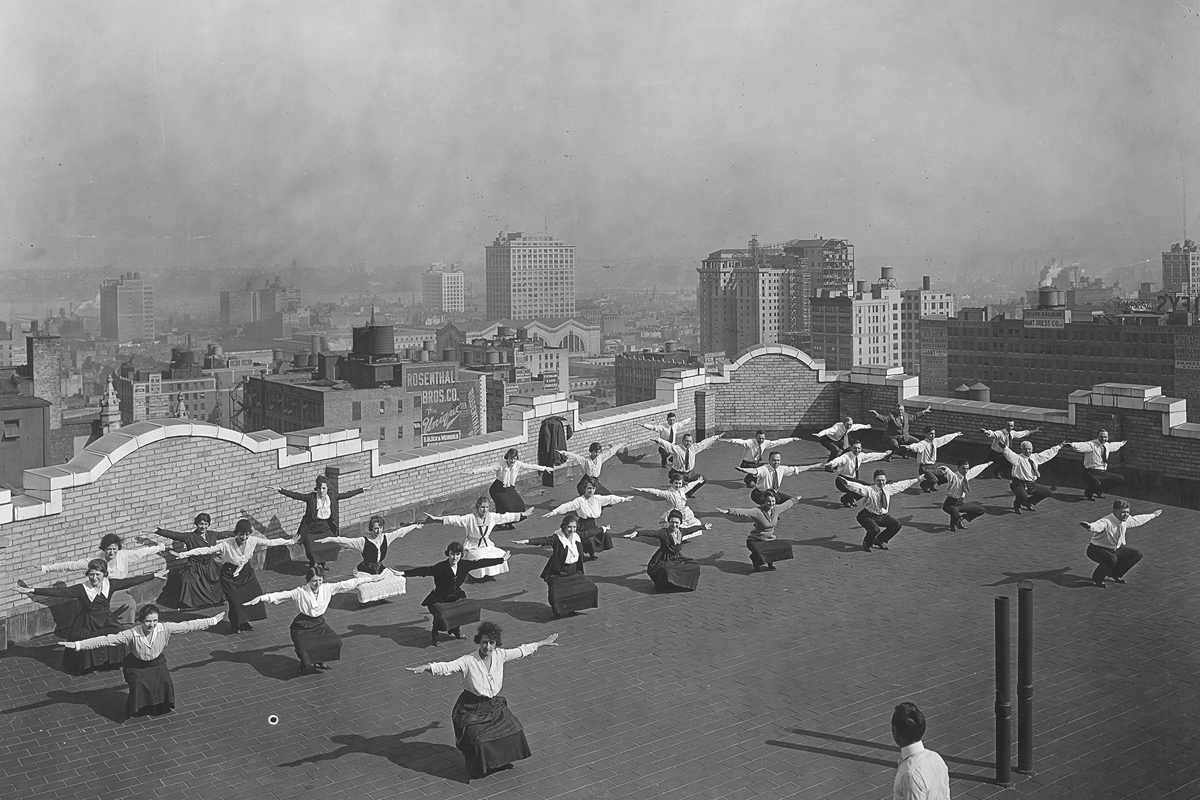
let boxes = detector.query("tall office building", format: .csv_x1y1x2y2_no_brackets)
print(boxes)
782,238,855,295
100,272,155,342
1162,240,1200,293
422,264,466,313
697,242,795,357
485,232,575,319
809,267,902,371
900,275,955,375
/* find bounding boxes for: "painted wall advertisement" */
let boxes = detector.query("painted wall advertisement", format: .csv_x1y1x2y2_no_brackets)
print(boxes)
404,363,481,445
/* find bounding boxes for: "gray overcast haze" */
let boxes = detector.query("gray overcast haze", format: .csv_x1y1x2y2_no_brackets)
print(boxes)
3,0,1199,278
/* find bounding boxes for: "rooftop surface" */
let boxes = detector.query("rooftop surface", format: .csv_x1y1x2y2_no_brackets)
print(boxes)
2,440,1197,800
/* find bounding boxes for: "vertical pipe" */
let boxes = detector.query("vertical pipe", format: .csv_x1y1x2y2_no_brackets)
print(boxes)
995,595,1013,787
1017,584,1035,774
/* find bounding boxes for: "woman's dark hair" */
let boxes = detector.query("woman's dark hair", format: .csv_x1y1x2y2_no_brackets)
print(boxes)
667,510,684,524
891,702,927,746
194,513,211,525
136,604,160,622
504,448,519,460
580,477,598,492
667,469,685,483
560,513,579,532
588,442,602,454
368,515,386,530
760,489,778,503
475,496,491,508
305,567,321,582
234,519,253,535
1113,499,1131,511
314,475,329,488
86,558,109,575
445,541,465,556
474,621,503,646
99,533,123,550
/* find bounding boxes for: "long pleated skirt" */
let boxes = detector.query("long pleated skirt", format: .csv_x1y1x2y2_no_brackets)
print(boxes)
221,563,268,629
61,609,127,675
123,653,174,716
452,691,532,779
647,556,700,591
159,557,225,609
429,599,481,632
546,569,598,617
747,538,794,564
289,613,342,667
489,480,526,514
575,517,613,557
302,519,341,565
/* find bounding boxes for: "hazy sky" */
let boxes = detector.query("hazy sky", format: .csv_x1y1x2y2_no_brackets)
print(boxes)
3,0,1199,277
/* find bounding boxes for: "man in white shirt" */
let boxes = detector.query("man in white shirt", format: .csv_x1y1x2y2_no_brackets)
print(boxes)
981,420,1040,480
869,403,932,461
719,429,803,486
824,442,888,508
737,451,821,504
815,416,872,461
640,412,691,468
1068,429,1127,501
937,459,988,532
844,469,920,552
1002,440,1063,514
891,702,950,800
902,427,963,493
652,432,722,497
1078,500,1161,588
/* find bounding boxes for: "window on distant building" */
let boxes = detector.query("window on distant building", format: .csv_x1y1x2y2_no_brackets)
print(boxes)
352,402,361,421
380,427,386,441
2,419,19,439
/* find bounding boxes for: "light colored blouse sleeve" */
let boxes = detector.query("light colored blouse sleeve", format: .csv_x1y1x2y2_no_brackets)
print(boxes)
161,617,220,634
498,642,540,662
41,558,91,573
258,587,303,605
71,628,138,651
427,654,471,676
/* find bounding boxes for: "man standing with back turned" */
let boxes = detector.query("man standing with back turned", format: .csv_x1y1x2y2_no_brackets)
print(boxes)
891,701,950,800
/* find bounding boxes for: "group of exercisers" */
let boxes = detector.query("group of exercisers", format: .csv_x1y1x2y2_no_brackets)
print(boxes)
15,407,1160,780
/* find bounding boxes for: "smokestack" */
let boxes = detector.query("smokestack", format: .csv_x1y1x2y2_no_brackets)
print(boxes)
923,276,931,291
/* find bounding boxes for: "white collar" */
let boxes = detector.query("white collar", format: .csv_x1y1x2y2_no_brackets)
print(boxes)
899,741,926,761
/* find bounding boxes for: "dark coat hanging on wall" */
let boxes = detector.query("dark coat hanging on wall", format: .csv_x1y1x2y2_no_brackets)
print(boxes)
537,416,571,486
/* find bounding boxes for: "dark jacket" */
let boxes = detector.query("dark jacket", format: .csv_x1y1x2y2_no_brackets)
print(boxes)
537,416,571,487
527,533,587,582
405,557,506,607
279,487,364,538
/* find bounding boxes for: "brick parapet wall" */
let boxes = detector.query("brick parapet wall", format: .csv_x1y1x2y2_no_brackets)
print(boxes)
6,348,1200,640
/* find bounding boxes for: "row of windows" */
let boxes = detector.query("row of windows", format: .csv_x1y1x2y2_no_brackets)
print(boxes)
351,397,419,420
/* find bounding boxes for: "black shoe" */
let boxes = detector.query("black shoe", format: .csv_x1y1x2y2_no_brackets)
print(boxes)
1095,493,1106,500
765,564,777,571
874,542,889,551
1013,507,1022,515
450,631,465,640
317,662,332,670
949,524,958,532
240,623,254,632
1085,495,1095,501
753,564,763,572
1110,576,1126,584
862,542,873,552
1093,580,1106,588
431,632,440,647
959,519,970,528
1024,504,1036,512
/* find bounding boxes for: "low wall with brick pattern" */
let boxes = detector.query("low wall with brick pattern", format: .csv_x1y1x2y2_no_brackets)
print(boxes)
4,344,1199,643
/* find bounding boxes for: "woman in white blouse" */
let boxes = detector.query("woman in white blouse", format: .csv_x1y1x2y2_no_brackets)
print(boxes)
541,478,634,558
167,519,298,634
472,448,556,529
246,568,377,675
406,622,559,780
40,533,171,624
62,603,223,718
558,441,623,495
425,497,529,580
315,515,421,604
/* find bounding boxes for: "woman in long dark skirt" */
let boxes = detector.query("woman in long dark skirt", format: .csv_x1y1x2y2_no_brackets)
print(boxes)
168,519,297,634
15,560,166,675
624,509,704,591
154,513,231,608
406,622,559,780
471,448,555,529
406,542,510,646
62,604,223,718
275,475,365,571
247,568,375,675
715,490,799,573
514,515,599,618
541,478,633,559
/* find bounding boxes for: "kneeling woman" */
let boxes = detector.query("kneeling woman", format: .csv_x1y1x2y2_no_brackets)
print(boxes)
624,509,704,591
406,623,559,780
246,570,376,675
715,490,799,572
169,519,297,634
515,515,599,618
315,515,422,604
541,478,633,558
406,542,510,646
62,604,223,718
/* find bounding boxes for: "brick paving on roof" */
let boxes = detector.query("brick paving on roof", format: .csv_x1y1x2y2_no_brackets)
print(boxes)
2,439,1198,800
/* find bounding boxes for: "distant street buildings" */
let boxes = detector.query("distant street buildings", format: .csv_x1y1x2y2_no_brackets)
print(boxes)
422,264,466,314
1161,239,1200,293
809,267,902,371
219,276,303,339
900,276,955,375
615,343,706,405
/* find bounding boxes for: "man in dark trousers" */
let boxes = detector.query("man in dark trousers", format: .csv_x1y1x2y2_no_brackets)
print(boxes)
869,403,932,461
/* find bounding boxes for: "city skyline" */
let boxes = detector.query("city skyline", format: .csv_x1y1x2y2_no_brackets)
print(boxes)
3,1,1198,278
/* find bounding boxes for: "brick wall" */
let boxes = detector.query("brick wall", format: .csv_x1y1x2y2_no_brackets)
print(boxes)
8,346,1200,642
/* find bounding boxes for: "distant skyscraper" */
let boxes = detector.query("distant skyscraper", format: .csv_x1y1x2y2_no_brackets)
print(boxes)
900,275,955,375
422,264,466,313
485,232,575,319
809,267,902,371
782,238,855,295
1162,239,1200,293
100,272,155,342
697,241,795,357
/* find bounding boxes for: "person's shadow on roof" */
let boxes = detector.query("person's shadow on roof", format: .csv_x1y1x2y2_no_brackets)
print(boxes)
278,721,466,783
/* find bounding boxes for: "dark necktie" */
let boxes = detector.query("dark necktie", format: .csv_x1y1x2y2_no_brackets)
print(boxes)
962,476,970,498
1101,443,1109,466
853,457,860,480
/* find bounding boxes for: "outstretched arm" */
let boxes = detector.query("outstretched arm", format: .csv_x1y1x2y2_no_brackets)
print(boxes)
543,498,585,518
39,558,90,574
886,478,921,495
276,487,308,501
1126,510,1163,528
632,487,668,499
384,524,424,543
